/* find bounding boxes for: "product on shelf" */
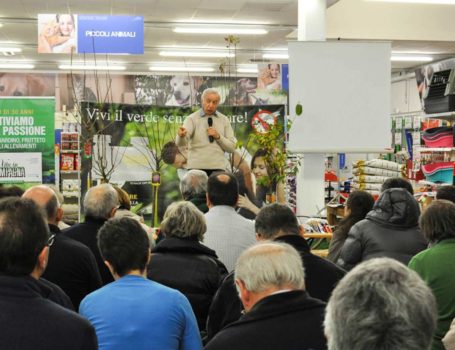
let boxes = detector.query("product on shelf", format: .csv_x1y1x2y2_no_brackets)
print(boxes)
422,126,454,148
421,162,454,184
60,154,75,171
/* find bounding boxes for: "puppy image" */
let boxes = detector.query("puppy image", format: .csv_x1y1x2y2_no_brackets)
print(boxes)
228,78,257,105
166,76,198,107
0,73,55,96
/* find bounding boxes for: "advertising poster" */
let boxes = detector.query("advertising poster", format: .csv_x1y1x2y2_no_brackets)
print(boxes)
79,102,285,222
38,14,77,54
0,153,42,183
0,97,56,184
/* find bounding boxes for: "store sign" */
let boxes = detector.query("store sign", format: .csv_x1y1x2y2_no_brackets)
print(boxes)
77,15,144,54
0,153,42,183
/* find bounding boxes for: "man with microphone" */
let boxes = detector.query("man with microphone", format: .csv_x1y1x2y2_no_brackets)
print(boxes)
176,88,236,176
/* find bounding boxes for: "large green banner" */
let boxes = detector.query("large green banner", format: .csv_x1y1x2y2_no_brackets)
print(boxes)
0,97,55,184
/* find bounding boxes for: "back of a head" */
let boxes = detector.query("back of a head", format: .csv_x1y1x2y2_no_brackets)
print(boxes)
419,199,455,244
235,242,305,294
324,258,437,350
381,177,414,195
0,197,49,276
161,141,179,165
207,172,239,207
436,185,455,204
255,203,300,239
84,184,118,219
160,201,206,241
180,169,208,200
113,186,131,211
22,185,60,222
97,217,150,277
346,190,375,221
0,185,25,199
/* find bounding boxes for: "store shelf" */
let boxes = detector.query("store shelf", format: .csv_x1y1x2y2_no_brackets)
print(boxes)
62,192,80,198
60,170,79,174
416,147,455,152
61,150,79,154
426,111,455,121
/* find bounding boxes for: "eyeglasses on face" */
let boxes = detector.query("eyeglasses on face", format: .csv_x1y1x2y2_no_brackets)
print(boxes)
47,234,56,247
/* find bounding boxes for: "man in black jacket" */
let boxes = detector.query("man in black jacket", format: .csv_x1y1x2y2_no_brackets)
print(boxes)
205,242,327,350
64,183,118,285
23,185,102,309
0,197,97,350
206,203,345,341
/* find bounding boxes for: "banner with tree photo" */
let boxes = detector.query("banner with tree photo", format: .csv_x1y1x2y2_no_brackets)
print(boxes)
79,101,285,224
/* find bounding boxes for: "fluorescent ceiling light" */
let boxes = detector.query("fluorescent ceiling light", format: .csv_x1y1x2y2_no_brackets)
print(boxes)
263,53,289,59
367,0,455,4
391,55,433,62
0,47,21,53
0,63,34,69
149,66,215,72
59,64,126,71
174,26,267,35
237,68,258,74
160,50,235,58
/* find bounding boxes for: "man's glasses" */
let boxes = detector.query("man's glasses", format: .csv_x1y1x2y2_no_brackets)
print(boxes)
47,234,56,247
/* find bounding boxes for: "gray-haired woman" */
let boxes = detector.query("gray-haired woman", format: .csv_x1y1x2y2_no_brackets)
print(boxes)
147,201,227,334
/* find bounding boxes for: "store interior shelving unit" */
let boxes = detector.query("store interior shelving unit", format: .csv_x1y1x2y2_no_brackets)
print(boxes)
60,129,81,224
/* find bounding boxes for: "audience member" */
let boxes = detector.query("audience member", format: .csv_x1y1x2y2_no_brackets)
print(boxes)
337,178,427,270
45,184,70,229
327,190,374,262
0,185,24,198
204,172,256,272
409,200,455,350
64,183,118,285
206,203,345,340
436,185,455,203
443,319,455,350
205,242,327,350
147,201,227,332
113,185,155,245
0,197,97,350
180,169,209,213
80,217,202,350
324,257,437,350
23,185,102,310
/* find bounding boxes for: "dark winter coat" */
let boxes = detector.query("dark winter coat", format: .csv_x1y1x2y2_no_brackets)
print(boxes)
337,188,427,270
205,290,327,350
147,236,228,331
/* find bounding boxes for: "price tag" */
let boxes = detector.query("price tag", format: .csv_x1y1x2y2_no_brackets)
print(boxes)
404,116,413,129
394,132,402,145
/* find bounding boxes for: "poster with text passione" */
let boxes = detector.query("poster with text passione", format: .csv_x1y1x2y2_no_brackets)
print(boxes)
0,97,55,184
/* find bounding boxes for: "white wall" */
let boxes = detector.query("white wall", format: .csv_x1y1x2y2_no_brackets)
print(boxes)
391,74,423,114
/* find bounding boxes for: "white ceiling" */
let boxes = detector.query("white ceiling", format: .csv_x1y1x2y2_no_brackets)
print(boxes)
0,0,454,74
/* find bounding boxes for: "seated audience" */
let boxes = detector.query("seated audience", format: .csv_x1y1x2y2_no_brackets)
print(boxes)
325,257,437,350
113,185,154,245
180,169,209,213
337,177,427,270
206,203,345,340
0,185,24,198
23,185,102,310
204,172,255,272
0,197,97,349
147,201,227,333
409,200,455,350
205,242,327,350
327,190,374,262
80,217,202,350
64,183,118,285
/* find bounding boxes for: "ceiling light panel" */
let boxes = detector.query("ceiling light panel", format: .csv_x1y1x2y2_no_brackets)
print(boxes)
59,64,126,71
160,51,235,58
391,55,433,62
174,26,268,35
367,0,455,4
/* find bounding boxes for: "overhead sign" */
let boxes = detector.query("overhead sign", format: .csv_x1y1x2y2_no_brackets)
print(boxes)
77,15,144,54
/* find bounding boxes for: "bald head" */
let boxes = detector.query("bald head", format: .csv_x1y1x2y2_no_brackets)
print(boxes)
22,185,61,224
207,171,239,207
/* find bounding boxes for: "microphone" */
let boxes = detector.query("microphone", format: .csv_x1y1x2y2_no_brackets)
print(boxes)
208,117,214,143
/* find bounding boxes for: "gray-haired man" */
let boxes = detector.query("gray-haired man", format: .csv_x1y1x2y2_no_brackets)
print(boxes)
205,242,327,350
176,88,236,175
324,257,437,350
